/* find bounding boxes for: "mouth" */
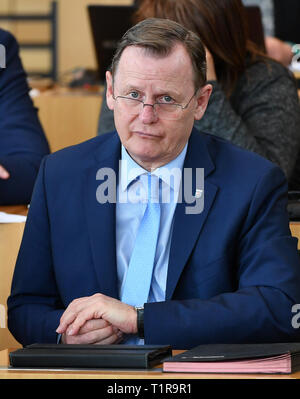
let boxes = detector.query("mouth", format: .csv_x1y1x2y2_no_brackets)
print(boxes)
132,131,160,139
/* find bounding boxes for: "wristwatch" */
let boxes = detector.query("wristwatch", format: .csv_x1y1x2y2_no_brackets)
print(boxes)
135,306,144,338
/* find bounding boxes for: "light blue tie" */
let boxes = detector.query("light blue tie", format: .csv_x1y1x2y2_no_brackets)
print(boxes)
121,173,161,306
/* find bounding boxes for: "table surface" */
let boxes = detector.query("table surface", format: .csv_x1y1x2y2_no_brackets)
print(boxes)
33,88,102,153
0,348,300,379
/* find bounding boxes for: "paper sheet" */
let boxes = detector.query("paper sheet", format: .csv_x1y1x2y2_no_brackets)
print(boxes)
0,211,27,223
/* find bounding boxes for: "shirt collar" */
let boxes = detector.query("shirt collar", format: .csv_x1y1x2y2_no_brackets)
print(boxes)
119,143,188,193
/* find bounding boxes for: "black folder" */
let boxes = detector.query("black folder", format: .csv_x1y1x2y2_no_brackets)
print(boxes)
9,344,172,369
163,343,300,374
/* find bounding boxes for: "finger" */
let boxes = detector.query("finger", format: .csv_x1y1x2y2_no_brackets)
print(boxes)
77,318,110,335
0,165,9,179
56,311,77,334
62,295,107,336
94,331,123,345
79,325,122,344
63,326,122,345
65,310,95,336
56,297,90,333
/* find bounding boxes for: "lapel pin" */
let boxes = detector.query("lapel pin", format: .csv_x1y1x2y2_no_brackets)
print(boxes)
195,189,203,199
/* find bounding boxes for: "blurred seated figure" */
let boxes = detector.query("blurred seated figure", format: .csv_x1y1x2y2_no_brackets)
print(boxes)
0,28,49,205
98,0,300,184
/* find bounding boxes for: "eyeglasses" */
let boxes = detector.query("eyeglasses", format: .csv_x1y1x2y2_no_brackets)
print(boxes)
112,91,198,121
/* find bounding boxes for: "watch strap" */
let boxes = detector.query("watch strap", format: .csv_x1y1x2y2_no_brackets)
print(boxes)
135,306,144,338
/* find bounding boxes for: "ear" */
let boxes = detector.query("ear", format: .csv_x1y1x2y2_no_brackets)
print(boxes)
194,84,212,121
106,71,115,111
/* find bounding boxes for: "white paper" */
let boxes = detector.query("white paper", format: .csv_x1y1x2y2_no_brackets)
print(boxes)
0,211,27,223
290,61,300,72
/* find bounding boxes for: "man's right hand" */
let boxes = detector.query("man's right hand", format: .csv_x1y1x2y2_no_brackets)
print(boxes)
0,165,10,179
61,318,123,345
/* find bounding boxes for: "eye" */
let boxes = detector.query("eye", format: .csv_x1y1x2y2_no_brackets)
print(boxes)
128,91,140,99
158,95,175,104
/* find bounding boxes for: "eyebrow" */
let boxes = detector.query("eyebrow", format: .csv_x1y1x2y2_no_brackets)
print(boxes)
118,83,183,100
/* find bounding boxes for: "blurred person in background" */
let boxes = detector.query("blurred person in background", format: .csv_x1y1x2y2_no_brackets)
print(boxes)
242,0,300,67
0,28,49,205
98,0,300,187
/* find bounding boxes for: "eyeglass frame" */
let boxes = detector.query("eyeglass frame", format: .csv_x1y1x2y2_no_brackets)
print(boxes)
111,89,199,117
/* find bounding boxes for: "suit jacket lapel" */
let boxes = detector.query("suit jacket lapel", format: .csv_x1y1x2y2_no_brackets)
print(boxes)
166,130,219,299
84,133,121,299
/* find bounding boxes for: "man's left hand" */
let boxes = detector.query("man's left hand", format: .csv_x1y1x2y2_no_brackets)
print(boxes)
56,293,138,338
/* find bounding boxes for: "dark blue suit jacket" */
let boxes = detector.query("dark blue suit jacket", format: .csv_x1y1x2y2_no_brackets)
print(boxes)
7,129,300,348
0,29,49,205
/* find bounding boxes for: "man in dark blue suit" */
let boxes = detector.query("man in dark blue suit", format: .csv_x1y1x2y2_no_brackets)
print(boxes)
0,29,49,205
8,18,300,349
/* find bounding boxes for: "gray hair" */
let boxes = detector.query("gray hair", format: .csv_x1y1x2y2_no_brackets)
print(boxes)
110,17,207,89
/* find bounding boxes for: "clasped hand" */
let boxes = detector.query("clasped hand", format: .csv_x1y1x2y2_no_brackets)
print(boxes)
56,293,138,344
0,165,9,179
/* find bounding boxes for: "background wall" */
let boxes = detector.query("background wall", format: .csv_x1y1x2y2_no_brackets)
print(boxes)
0,0,133,79
58,0,132,78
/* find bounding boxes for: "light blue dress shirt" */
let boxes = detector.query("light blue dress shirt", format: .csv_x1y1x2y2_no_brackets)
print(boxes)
116,144,187,343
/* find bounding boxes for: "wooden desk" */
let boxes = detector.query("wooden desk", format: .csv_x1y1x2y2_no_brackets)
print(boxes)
0,348,299,379
33,87,103,153
290,221,300,249
0,206,27,351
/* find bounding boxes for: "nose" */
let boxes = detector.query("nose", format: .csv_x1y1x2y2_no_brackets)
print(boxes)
139,104,158,124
